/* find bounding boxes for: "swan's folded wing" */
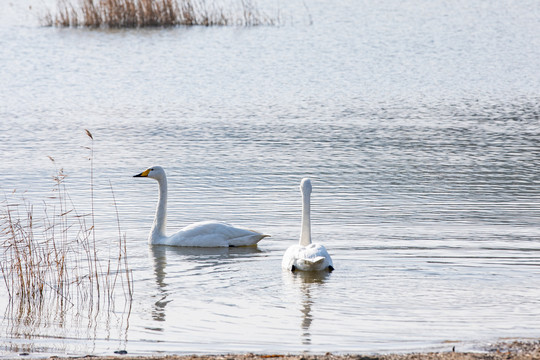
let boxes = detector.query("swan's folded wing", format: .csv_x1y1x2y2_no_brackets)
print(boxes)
282,244,301,270
174,221,266,247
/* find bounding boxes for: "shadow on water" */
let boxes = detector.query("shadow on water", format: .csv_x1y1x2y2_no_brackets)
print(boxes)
149,245,262,325
282,271,331,346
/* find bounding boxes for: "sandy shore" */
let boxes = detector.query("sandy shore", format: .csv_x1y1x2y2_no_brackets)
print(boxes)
51,341,540,360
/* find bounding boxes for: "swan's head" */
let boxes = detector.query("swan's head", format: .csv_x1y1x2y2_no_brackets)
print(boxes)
300,178,312,195
133,166,166,180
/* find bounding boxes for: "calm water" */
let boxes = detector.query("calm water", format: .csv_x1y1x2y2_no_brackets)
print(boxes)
1,0,540,357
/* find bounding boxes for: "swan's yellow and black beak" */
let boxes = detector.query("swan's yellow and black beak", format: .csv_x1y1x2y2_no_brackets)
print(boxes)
133,169,150,178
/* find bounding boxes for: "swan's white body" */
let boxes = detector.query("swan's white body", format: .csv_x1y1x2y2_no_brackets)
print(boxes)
134,166,268,247
282,178,334,272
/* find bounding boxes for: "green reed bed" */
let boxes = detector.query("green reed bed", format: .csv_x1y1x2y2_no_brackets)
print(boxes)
0,130,132,320
42,0,280,27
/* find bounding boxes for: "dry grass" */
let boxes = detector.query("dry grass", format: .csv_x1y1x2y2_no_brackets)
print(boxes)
0,130,132,320
42,0,280,27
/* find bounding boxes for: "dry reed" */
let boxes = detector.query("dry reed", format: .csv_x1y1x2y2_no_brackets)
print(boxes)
42,0,280,27
0,130,133,322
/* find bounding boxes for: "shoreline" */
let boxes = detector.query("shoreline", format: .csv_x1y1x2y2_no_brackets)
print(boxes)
47,341,540,360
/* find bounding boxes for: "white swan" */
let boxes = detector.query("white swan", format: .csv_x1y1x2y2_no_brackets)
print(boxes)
133,166,268,247
282,178,334,272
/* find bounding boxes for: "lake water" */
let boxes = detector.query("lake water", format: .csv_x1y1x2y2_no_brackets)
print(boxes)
1,0,540,357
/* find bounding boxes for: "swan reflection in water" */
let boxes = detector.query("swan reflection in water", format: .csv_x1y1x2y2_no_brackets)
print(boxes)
150,245,262,325
283,270,331,346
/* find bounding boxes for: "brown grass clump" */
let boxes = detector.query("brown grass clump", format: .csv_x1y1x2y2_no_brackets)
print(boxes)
43,0,280,27
0,130,132,322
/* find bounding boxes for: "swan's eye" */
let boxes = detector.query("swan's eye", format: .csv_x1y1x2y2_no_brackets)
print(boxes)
150,168,154,171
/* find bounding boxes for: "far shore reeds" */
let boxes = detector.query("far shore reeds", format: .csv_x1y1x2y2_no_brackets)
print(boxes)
42,0,281,27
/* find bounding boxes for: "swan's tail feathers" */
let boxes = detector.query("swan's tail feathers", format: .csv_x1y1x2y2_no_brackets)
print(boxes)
308,256,326,265
246,230,270,238
228,233,269,247
298,256,326,268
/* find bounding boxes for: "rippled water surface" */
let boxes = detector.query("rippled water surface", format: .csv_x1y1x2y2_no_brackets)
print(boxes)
1,0,540,357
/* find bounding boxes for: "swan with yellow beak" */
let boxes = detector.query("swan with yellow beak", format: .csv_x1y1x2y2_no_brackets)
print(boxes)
134,166,268,247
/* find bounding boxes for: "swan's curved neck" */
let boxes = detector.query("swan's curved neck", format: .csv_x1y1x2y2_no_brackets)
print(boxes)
151,176,167,241
300,189,312,246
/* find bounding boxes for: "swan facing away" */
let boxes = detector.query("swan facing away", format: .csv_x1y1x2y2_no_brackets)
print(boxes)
133,166,268,247
282,178,334,272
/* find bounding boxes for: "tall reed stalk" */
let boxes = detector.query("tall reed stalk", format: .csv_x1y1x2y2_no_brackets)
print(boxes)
43,0,280,27
0,130,132,324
